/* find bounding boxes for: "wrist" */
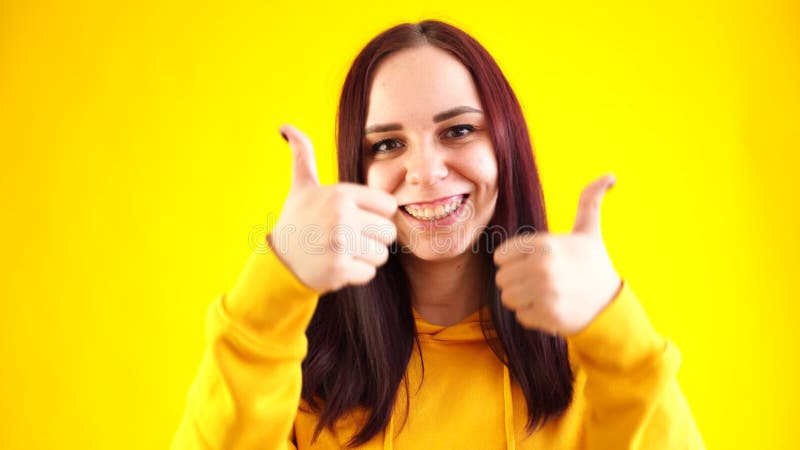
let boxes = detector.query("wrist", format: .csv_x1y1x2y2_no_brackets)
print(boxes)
266,232,321,295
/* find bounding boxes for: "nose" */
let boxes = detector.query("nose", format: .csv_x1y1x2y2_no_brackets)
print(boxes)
404,139,448,186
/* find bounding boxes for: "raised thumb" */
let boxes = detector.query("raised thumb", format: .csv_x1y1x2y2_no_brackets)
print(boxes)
572,174,616,237
280,124,320,191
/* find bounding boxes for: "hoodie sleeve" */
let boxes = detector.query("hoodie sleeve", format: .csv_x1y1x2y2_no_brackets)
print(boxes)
566,279,706,449
170,246,319,450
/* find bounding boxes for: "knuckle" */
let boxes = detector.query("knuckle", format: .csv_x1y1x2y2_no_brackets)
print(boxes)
352,266,377,285
365,221,395,244
495,271,507,288
359,224,374,241
499,292,511,309
385,221,398,240
517,313,537,329
492,251,502,266
374,244,389,265
500,291,517,310
329,278,346,292
329,255,349,274
495,239,513,258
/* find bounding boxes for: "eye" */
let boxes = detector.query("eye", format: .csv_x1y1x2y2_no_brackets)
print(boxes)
371,138,404,154
443,124,476,139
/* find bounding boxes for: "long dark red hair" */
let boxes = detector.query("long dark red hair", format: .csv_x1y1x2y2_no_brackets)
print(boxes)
301,20,573,447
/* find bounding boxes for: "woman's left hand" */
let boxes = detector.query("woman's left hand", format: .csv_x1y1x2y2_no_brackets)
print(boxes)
493,174,623,336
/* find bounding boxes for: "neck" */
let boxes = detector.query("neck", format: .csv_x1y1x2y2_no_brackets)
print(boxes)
400,251,488,327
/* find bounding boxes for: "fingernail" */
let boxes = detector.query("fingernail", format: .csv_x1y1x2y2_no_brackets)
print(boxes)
279,129,288,142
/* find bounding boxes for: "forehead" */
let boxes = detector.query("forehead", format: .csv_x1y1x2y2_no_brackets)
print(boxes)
365,45,482,125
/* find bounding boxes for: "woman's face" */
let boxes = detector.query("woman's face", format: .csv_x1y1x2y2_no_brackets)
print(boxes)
364,45,499,261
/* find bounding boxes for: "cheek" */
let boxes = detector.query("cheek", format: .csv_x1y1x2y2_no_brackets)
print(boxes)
365,163,399,192
482,162,498,190
365,165,381,189
469,148,499,191
483,149,499,192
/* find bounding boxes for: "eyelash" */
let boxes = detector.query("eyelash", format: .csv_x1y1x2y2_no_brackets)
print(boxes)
370,124,476,154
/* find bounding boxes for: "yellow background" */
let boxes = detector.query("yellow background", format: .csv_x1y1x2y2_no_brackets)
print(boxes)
1,0,797,448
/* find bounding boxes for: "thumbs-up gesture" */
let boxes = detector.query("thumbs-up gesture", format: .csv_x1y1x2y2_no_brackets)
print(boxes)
493,175,623,336
269,125,398,294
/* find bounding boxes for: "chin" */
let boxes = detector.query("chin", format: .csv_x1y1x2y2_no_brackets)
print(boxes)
401,246,465,262
396,229,482,261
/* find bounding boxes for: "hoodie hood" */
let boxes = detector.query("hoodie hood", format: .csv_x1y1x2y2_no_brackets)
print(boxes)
382,306,516,450
412,306,487,342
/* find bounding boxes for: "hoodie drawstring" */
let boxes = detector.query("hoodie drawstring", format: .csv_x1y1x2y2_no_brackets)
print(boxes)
503,365,516,450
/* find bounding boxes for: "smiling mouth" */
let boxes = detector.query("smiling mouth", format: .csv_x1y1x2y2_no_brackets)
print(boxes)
399,194,468,221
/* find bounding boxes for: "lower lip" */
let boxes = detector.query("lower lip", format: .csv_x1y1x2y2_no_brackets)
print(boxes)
400,195,468,229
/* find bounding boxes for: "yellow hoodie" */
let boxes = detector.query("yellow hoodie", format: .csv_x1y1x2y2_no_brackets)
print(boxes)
171,249,705,449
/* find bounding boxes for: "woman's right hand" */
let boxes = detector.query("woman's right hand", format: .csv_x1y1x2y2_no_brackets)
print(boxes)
268,124,398,294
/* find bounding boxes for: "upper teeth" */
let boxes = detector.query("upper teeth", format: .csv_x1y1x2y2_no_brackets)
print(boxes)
403,197,464,220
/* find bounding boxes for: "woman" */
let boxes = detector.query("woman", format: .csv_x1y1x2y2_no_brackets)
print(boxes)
172,20,704,449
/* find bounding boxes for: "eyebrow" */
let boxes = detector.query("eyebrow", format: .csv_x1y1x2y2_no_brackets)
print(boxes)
364,106,483,135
